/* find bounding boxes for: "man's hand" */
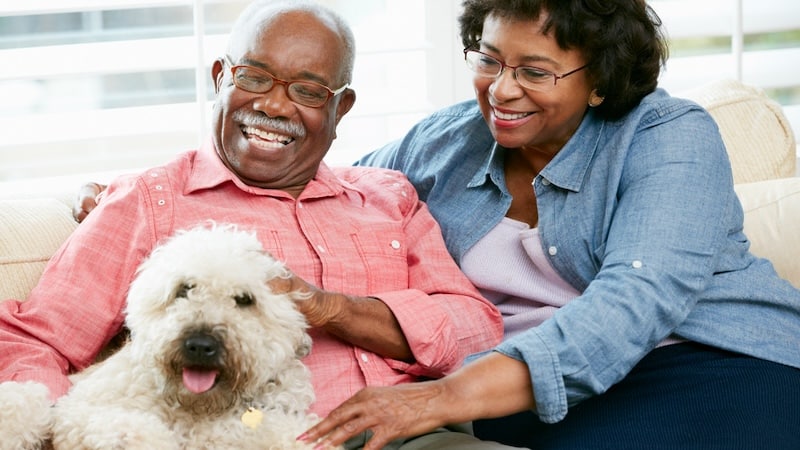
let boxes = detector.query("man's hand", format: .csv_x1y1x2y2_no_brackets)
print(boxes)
268,269,412,361
267,271,345,328
72,182,106,223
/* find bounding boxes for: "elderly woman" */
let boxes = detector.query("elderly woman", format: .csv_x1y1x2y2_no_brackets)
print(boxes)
303,0,800,449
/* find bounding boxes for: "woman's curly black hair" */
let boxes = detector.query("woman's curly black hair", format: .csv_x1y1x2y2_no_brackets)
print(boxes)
459,0,668,121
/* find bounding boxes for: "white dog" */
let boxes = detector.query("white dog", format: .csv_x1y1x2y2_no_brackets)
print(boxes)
33,223,335,449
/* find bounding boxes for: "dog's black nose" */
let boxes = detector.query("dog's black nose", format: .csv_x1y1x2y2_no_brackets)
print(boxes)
183,333,220,365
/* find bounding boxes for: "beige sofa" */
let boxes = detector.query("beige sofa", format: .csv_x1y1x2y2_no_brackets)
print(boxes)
1,79,799,305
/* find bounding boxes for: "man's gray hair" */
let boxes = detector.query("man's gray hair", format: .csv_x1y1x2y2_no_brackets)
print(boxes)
229,0,356,85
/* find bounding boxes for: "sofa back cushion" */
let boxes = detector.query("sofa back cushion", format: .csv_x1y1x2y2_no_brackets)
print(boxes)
0,199,77,300
681,79,797,184
735,177,800,288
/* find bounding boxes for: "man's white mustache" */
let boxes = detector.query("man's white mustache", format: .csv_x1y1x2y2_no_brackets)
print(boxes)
232,110,306,139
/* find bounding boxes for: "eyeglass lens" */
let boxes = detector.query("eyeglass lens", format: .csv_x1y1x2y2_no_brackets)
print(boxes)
232,66,332,107
464,50,583,92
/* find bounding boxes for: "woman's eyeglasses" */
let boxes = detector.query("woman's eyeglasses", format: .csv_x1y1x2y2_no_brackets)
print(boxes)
464,49,587,93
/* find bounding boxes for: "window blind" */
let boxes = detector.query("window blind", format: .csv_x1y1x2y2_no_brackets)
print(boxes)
650,0,800,156
1,0,797,186
0,0,433,182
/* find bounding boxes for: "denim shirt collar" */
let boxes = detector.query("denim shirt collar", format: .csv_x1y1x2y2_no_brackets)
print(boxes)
467,109,606,195
468,141,506,191
539,110,606,193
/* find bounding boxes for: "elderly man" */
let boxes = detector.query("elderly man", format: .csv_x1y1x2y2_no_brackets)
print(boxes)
0,1,521,449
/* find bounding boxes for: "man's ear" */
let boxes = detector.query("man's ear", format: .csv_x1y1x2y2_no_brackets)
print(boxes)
334,88,356,126
211,58,225,93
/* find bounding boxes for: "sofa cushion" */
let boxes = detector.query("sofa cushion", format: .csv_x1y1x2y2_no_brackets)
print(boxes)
735,177,800,288
681,79,797,184
0,199,77,301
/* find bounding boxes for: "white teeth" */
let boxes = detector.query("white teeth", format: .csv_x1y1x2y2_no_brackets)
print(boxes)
243,126,294,145
494,109,529,120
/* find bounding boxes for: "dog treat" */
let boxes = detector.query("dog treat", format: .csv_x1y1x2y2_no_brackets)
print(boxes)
241,407,264,429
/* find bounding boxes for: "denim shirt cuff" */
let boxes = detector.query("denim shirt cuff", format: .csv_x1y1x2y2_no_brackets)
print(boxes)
495,330,568,423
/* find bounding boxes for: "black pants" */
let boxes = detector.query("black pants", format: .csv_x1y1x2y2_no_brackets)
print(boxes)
474,342,800,449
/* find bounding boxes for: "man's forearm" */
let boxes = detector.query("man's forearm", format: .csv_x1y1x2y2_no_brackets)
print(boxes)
317,293,413,362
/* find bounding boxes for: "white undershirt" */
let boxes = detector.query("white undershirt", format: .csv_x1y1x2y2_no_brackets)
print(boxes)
462,217,685,347
461,217,580,338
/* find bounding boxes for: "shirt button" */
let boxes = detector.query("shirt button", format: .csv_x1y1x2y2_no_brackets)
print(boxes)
548,246,557,256
157,199,166,206
154,185,163,191
632,260,643,269
390,240,401,249
150,172,159,178
541,178,551,186
360,353,369,363
316,244,326,253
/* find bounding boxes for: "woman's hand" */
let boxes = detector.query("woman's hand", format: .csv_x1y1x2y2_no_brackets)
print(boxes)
300,381,451,450
300,351,536,449
72,182,106,223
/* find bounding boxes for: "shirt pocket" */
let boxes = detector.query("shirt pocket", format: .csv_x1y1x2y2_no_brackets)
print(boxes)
257,229,286,262
347,224,409,295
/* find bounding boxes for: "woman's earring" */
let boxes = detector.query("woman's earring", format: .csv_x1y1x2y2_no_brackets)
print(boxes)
588,90,605,107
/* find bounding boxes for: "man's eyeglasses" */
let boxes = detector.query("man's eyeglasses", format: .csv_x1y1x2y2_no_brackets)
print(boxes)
464,49,587,93
223,56,348,108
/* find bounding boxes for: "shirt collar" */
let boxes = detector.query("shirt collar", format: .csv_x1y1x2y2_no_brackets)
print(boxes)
466,111,605,194
468,141,506,189
185,139,235,194
185,138,363,202
539,110,605,193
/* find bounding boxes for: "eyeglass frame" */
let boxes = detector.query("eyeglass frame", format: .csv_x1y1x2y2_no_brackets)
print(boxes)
463,49,588,92
222,55,349,108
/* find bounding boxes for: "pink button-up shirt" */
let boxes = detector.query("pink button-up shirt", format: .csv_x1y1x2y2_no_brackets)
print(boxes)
0,141,502,416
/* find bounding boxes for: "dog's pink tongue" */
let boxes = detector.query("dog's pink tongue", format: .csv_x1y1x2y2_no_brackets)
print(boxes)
182,368,219,394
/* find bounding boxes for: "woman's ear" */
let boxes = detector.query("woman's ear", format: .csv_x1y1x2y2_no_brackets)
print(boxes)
588,89,605,107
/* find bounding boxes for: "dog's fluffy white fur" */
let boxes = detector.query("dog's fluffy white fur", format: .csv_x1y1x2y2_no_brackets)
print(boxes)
0,381,53,450
0,223,336,449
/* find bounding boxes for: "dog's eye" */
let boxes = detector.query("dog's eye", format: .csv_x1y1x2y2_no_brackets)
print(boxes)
234,292,255,307
175,283,195,299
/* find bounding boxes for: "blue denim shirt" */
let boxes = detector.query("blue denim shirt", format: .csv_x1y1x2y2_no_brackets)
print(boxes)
357,89,800,423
